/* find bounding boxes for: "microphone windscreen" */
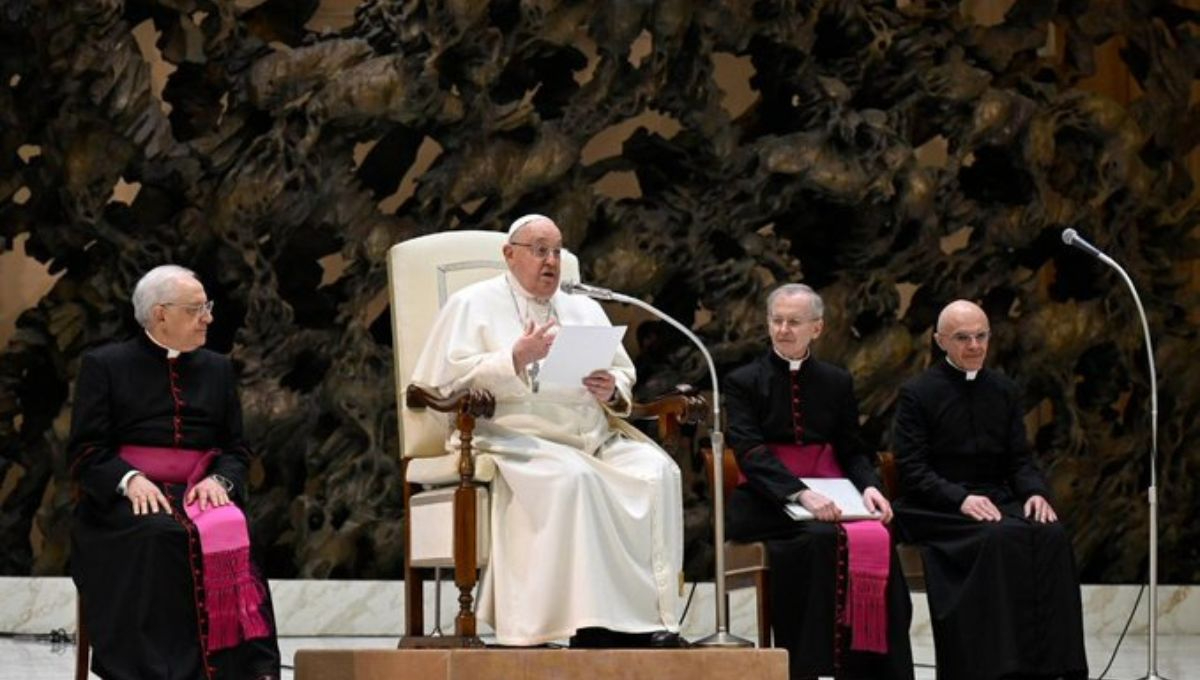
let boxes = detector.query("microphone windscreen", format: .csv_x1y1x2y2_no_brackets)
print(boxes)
1061,228,1077,245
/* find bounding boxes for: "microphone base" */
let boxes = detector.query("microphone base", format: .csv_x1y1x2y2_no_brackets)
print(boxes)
1133,674,1171,680
693,630,754,648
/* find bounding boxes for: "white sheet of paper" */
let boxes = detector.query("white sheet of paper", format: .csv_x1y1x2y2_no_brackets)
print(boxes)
538,325,627,387
783,477,880,521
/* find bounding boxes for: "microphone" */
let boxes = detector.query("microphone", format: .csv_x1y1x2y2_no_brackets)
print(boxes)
560,280,615,300
558,277,751,647
1061,228,1108,261
1063,228,1167,676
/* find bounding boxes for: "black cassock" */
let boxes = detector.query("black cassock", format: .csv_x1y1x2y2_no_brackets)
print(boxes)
725,351,914,680
69,334,280,680
892,359,1087,680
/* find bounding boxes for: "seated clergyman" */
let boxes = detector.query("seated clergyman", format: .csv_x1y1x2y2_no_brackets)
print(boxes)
69,265,280,680
725,283,914,680
892,299,1088,680
410,214,686,648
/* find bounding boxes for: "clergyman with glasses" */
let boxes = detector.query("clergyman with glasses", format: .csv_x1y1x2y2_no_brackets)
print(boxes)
410,214,686,648
724,283,914,680
891,299,1087,680
68,265,281,680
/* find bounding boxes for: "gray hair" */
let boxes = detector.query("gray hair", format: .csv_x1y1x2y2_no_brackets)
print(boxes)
132,265,198,328
766,283,825,319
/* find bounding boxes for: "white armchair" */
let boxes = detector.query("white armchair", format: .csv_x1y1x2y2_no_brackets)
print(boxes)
386,230,705,647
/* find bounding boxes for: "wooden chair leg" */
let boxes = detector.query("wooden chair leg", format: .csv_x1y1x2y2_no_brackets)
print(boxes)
404,565,425,638
400,460,425,641
452,483,479,639
75,595,89,680
755,571,772,648
398,483,485,649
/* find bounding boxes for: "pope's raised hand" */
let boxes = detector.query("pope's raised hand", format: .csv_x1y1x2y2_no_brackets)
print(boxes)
512,319,558,371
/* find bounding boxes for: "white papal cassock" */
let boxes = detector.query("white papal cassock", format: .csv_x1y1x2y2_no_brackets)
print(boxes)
410,272,684,646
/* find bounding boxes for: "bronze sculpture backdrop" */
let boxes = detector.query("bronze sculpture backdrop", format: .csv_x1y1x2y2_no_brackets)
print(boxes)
1,0,1198,583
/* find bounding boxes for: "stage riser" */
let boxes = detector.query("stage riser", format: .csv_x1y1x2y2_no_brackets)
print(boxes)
295,649,789,680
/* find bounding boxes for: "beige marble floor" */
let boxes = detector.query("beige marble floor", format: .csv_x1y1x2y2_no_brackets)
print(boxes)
2,578,1195,678
0,633,1195,679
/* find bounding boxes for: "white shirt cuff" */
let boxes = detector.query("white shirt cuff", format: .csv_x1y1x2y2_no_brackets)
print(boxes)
117,470,142,496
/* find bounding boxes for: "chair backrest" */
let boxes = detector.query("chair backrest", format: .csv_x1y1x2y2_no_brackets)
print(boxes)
702,446,742,501
877,451,901,500
386,230,581,459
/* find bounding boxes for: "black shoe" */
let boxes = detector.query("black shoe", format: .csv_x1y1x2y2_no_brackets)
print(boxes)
570,627,653,649
569,627,615,648
648,631,689,648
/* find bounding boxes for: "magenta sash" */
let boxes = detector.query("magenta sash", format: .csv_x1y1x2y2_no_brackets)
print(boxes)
119,445,270,651
767,443,890,654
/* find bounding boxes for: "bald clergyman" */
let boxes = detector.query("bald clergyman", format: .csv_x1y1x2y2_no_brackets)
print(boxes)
409,215,685,648
891,300,1087,680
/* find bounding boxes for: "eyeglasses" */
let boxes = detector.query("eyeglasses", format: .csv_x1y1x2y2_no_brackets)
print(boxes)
162,300,214,316
510,242,563,260
945,330,990,345
769,316,821,330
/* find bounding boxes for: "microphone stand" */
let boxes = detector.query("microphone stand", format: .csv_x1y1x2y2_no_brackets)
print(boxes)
1087,252,1166,680
580,287,752,648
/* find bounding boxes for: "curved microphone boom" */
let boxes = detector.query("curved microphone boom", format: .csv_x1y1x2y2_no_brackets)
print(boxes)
1062,231,1166,680
560,280,615,300
562,280,752,648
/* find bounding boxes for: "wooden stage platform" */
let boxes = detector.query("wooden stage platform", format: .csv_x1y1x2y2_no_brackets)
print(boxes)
294,648,788,680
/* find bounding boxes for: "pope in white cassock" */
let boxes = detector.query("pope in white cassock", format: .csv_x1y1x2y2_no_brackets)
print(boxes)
410,214,685,647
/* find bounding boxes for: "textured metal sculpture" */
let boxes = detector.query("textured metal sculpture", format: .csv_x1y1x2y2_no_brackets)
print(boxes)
1,0,1198,583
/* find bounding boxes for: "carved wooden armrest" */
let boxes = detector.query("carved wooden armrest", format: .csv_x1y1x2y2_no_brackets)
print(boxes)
406,383,496,419
405,384,495,484
629,386,707,445
629,385,707,425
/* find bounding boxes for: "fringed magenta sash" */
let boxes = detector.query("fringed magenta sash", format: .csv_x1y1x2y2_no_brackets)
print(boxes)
118,445,270,651
767,443,891,653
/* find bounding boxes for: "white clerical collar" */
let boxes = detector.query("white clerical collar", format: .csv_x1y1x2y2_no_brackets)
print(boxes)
145,330,182,358
945,356,978,381
505,271,553,305
774,347,810,372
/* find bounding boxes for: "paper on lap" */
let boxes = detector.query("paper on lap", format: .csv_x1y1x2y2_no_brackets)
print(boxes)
538,325,627,387
784,478,881,521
